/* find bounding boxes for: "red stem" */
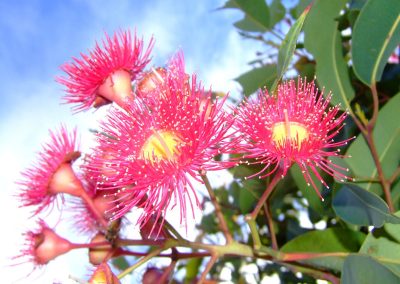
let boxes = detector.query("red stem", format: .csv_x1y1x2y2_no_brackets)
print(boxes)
115,249,210,259
70,241,111,249
201,173,233,244
79,188,109,228
263,204,278,250
364,84,394,212
249,171,282,220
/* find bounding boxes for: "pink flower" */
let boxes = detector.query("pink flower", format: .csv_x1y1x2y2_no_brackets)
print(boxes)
57,30,154,112
17,126,83,214
86,54,234,232
18,220,73,267
234,79,353,199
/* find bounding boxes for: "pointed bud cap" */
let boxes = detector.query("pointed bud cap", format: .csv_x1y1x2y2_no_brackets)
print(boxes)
89,263,120,284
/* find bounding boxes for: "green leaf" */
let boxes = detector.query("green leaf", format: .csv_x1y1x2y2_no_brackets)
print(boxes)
240,178,265,214
290,0,313,19
346,93,400,192
294,57,315,79
111,256,130,270
359,228,400,276
269,0,286,28
303,0,355,110
222,0,270,31
342,255,400,284
234,16,267,32
384,211,400,243
332,184,400,227
290,164,330,216
185,258,203,283
392,181,400,211
271,3,310,92
200,213,218,233
349,0,367,10
281,227,365,271
352,0,400,85
235,64,276,96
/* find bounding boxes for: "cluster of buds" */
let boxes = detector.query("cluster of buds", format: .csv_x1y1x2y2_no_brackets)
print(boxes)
16,29,352,282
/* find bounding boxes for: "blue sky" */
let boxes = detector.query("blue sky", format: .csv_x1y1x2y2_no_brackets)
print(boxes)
0,0,262,283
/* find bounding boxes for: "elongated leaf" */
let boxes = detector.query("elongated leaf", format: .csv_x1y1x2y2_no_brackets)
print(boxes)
342,255,400,284
281,228,365,271
346,93,400,192
352,0,400,85
235,64,276,96
271,3,311,91
303,0,354,110
290,0,312,19
333,184,400,227
222,0,270,31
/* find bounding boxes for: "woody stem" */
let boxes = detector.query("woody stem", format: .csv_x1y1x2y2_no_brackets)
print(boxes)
201,173,233,244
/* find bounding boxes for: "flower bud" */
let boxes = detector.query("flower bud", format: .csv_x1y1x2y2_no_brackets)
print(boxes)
137,67,167,94
89,233,114,265
89,263,120,284
142,267,166,284
140,215,167,240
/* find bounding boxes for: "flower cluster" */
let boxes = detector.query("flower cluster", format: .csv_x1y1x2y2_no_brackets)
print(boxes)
16,29,353,281
85,52,235,232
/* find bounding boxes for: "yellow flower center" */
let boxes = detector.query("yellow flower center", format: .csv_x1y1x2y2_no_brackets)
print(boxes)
271,110,309,149
141,130,181,162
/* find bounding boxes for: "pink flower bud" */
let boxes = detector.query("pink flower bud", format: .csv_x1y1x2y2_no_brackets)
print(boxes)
89,233,114,265
89,263,120,284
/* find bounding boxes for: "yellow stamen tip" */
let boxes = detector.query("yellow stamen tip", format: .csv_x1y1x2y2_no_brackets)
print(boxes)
141,130,181,163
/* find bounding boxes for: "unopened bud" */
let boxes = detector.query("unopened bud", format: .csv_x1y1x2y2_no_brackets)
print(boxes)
142,267,166,284
136,67,167,94
89,233,114,265
140,215,167,240
89,263,120,284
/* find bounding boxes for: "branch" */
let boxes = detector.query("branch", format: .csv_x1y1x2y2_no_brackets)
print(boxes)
197,254,218,284
201,173,233,244
263,204,278,250
363,83,394,212
246,171,282,220
117,245,170,280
